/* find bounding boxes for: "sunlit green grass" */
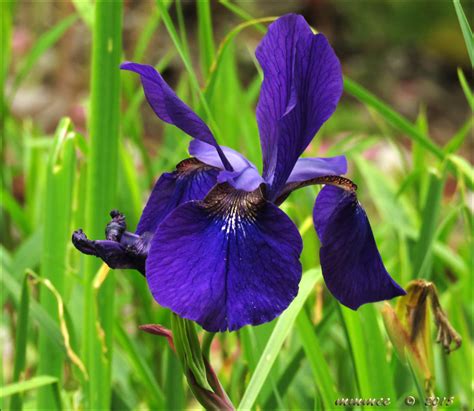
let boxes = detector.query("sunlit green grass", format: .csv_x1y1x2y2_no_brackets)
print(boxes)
1,1,472,410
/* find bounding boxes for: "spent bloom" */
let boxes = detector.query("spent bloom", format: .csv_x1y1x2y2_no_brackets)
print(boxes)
73,14,405,332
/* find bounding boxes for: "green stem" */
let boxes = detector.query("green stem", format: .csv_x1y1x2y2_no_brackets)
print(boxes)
82,1,122,409
37,119,76,410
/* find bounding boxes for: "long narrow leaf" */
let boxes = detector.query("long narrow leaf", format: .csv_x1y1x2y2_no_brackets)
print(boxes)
344,77,444,160
1,376,59,399
238,268,321,410
37,118,76,409
82,2,123,409
295,310,337,409
9,275,30,411
452,0,474,67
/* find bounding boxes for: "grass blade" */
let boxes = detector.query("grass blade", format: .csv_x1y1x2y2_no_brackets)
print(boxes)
262,303,336,409
444,117,473,154
1,376,59,400
82,1,123,409
344,77,444,160
295,310,337,409
36,118,76,409
411,169,445,278
115,324,165,408
238,268,321,410
71,0,94,28
452,0,474,67
2,269,64,352
456,68,474,111
339,307,371,399
9,275,30,411
196,0,216,78
218,0,266,34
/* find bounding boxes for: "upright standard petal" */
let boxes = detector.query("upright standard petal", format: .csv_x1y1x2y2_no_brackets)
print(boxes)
136,158,219,235
121,62,232,170
313,185,405,309
256,14,343,199
146,183,303,332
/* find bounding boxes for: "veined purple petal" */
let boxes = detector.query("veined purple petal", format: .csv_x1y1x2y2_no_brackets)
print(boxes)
146,183,303,332
189,139,264,191
314,185,405,310
274,156,347,205
287,156,347,183
256,14,343,200
121,62,232,171
136,158,219,236
189,139,250,170
217,167,264,191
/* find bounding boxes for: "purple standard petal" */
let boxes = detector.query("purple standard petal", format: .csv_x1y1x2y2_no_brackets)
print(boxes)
136,158,219,235
121,62,232,171
313,185,405,310
256,14,343,199
189,139,250,170
287,156,347,183
146,183,303,332
274,156,347,205
189,140,264,191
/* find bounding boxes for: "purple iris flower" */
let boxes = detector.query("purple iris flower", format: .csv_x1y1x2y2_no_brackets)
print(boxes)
72,14,405,332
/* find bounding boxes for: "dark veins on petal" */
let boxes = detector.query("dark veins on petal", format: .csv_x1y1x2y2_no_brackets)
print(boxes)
256,14,343,199
146,183,303,332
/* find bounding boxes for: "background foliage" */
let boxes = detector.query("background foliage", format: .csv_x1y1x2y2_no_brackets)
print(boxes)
1,0,472,410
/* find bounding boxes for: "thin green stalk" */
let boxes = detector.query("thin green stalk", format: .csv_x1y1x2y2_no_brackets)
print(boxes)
412,168,445,278
456,68,474,111
295,310,337,409
344,77,445,160
37,118,76,410
452,0,474,67
82,1,122,409
197,0,216,78
115,324,165,408
1,376,60,404
9,275,30,411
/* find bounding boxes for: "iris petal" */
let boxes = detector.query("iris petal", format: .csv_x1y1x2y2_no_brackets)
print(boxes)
189,140,264,191
314,185,405,310
72,229,148,274
275,156,348,204
136,158,219,235
256,14,343,199
120,62,232,171
189,139,251,171
287,156,347,183
146,183,303,332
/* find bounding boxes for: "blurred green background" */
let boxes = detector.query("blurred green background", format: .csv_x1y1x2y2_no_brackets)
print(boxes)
1,1,472,410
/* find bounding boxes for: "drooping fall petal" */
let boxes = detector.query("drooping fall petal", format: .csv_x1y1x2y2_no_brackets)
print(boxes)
314,185,405,309
146,183,303,331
